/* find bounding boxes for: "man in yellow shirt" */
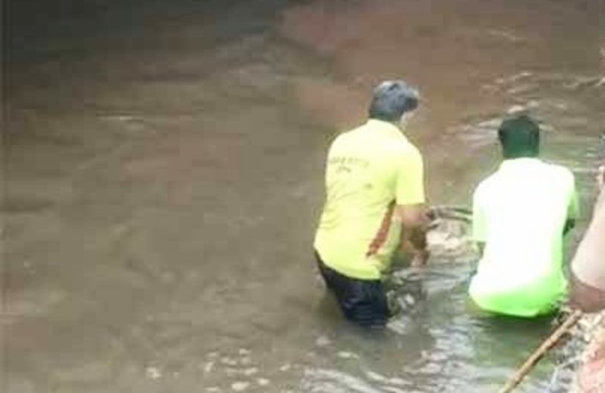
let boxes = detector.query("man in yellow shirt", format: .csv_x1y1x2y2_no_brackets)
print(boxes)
314,80,429,328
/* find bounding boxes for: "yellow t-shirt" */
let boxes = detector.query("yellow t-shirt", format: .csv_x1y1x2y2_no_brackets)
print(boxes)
314,119,425,280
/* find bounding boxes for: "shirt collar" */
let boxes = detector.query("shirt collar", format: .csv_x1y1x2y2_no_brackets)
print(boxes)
499,157,542,171
366,119,406,139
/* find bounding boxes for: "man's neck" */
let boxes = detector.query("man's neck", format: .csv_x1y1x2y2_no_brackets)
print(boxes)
502,156,539,161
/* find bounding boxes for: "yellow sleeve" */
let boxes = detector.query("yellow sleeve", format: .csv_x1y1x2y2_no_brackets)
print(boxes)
395,146,425,205
472,185,488,243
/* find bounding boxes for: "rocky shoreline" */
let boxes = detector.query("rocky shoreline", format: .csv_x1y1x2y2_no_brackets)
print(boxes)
568,312,605,392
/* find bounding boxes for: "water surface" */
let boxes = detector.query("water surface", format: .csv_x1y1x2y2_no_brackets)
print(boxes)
4,0,605,392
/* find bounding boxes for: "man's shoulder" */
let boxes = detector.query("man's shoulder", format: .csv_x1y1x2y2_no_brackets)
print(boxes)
389,138,421,159
384,142,422,174
331,123,375,146
367,129,421,159
540,161,575,187
329,127,360,151
542,161,574,175
474,173,497,199
476,168,502,188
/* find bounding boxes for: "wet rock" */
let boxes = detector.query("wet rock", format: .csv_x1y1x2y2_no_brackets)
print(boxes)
226,367,239,376
315,335,331,347
221,357,238,366
243,367,259,376
203,361,215,373
145,366,162,380
336,351,359,359
231,381,250,391
238,348,251,355
568,313,605,392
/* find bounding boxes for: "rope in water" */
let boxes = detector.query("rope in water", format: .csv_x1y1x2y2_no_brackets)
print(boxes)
499,309,584,393
428,206,584,392
427,205,472,226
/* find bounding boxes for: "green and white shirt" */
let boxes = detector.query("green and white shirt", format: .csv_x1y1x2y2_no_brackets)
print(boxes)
470,158,578,317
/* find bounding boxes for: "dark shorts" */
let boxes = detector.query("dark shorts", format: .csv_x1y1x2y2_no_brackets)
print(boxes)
315,251,390,328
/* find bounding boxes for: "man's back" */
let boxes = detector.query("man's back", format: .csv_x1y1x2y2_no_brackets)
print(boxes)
470,158,578,316
314,119,424,280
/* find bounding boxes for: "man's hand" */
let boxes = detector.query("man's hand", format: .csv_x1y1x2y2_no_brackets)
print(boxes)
397,204,430,267
397,204,429,247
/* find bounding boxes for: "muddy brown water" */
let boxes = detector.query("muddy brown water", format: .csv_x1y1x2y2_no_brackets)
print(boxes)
3,0,605,392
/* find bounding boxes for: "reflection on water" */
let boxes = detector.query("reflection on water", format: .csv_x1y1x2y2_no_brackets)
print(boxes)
304,260,566,392
5,0,604,392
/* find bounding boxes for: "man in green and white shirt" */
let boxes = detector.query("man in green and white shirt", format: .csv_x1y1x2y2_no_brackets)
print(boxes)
470,114,579,317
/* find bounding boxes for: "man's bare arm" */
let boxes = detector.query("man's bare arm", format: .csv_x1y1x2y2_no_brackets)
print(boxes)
397,203,429,266
569,165,605,312
570,275,605,312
